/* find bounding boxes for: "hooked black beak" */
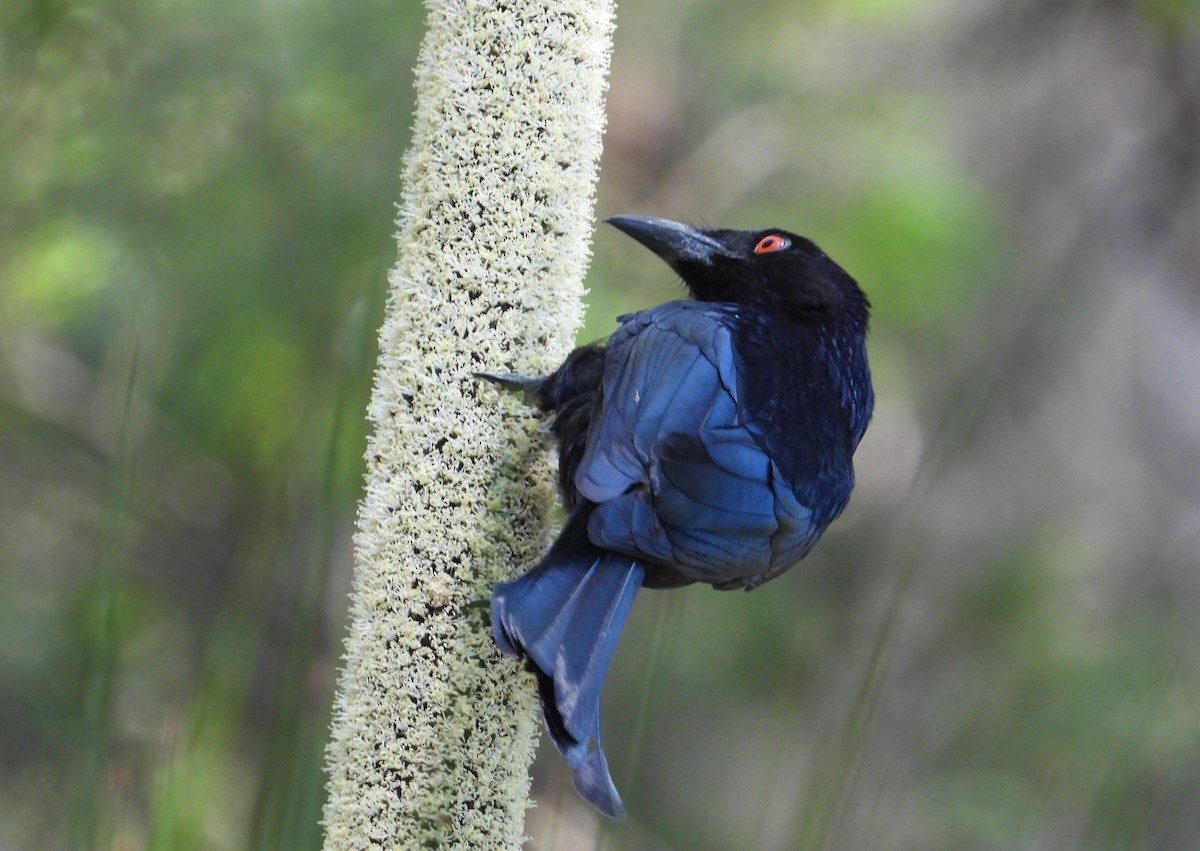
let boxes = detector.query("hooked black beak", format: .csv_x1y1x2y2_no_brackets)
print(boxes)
605,215,731,266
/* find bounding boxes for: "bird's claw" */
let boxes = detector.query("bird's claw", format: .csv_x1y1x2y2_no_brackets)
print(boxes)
473,371,544,402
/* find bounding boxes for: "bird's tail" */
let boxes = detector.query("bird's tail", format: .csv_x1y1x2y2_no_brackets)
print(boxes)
491,504,644,818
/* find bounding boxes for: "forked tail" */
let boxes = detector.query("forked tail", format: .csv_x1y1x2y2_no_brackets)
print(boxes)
491,504,644,818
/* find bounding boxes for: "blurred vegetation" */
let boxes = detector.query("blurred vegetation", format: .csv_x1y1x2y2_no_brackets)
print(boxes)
2,0,1198,849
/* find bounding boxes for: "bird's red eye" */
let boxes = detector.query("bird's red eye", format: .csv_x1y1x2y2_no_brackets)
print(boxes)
754,234,791,254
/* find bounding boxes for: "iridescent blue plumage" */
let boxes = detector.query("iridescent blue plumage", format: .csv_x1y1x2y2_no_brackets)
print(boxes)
487,215,873,817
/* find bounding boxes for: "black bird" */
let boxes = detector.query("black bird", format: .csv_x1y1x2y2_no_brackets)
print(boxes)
485,215,873,818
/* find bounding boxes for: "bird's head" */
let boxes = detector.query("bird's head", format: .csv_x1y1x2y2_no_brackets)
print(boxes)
606,215,868,325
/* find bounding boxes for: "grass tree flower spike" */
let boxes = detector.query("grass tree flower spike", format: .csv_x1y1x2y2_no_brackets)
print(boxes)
321,0,614,847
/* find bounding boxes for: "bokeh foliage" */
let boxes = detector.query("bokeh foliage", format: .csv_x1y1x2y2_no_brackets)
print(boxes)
2,0,1198,849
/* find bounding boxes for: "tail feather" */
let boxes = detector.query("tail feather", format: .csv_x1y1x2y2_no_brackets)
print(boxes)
492,504,644,819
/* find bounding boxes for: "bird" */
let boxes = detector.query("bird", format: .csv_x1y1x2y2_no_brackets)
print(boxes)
482,215,873,818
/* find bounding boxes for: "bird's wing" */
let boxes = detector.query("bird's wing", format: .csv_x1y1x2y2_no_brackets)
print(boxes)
575,302,817,586
574,301,739,502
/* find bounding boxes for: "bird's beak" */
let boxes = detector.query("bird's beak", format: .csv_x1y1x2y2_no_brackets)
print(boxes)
605,215,730,265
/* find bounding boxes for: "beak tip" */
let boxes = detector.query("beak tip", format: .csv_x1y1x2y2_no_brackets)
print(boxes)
603,214,644,230
603,215,725,265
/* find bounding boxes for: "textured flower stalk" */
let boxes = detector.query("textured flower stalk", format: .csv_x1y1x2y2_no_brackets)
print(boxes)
321,0,614,847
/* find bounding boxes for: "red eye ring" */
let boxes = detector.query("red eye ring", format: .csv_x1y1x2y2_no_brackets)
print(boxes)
754,234,791,254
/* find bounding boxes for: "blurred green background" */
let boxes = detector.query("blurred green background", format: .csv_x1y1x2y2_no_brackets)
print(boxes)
3,0,1199,848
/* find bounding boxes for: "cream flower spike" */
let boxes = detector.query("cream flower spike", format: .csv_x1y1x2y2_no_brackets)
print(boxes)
321,1,615,847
